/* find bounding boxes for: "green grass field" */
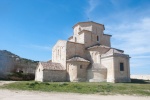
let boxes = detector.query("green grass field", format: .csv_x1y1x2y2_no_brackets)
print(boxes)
0,80,150,96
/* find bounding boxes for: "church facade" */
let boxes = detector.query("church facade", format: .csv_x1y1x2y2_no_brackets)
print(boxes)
35,21,131,83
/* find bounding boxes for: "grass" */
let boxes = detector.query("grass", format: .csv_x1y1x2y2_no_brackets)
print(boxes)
0,80,150,96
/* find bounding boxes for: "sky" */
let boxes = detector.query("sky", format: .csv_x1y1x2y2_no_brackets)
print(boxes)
0,0,150,75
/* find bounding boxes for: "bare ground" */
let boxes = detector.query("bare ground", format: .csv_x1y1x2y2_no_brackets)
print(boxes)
0,89,150,100
0,81,149,100
0,81,16,86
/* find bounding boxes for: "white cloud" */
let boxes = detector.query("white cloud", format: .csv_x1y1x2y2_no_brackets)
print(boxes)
85,0,100,18
84,0,150,74
108,17,150,55
105,17,150,70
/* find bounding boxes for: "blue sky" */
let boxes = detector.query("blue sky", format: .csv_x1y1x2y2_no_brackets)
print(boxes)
0,0,150,75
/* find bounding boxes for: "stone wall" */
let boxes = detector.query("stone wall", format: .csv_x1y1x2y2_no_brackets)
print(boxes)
101,55,130,83
43,70,66,82
35,63,43,82
101,34,111,47
67,62,89,82
101,57,115,82
87,69,107,82
71,22,109,48
67,63,77,82
73,23,92,36
75,31,95,47
87,47,110,64
52,40,67,69
77,32,85,44
84,32,99,47
113,55,130,82
66,42,85,59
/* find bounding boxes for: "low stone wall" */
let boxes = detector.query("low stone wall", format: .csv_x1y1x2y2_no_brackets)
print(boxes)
131,75,150,80
43,70,66,82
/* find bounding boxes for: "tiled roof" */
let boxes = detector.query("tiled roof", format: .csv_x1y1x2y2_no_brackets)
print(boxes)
78,30,92,35
106,48,124,54
47,60,52,63
68,36,73,40
67,56,90,63
72,21,104,29
103,33,112,36
40,62,65,70
86,44,124,54
86,44,110,50
101,48,123,56
101,48,130,58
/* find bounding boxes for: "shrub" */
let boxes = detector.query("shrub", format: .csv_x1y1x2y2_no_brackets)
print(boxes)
7,72,35,81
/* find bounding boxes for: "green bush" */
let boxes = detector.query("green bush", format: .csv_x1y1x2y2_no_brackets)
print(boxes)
7,72,35,81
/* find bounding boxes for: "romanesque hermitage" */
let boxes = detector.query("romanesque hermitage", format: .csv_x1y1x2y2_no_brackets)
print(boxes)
35,21,131,83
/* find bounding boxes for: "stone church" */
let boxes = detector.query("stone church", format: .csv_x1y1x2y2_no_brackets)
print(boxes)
35,21,131,83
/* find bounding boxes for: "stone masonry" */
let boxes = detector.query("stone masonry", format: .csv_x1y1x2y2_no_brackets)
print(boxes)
35,21,131,83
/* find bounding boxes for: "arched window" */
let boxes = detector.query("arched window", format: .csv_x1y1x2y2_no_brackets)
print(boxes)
79,27,81,32
97,36,99,41
58,49,59,55
80,65,82,69
120,63,124,71
55,50,57,60
60,48,61,59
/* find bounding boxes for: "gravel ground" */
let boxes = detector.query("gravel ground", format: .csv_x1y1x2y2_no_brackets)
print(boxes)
0,81,149,100
0,89,149,100
0,81,16,86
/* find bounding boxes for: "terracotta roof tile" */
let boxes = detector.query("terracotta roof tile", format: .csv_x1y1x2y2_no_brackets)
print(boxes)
40,62,65,70
86,44,110,50
67,56,90,63
72,21,104,29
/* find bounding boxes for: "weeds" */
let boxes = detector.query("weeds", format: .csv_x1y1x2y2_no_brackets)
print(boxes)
0,81,150,96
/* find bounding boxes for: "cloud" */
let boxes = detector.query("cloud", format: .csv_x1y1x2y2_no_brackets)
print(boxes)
85,0,100,18
105,17,150,71
109,17,150,55
84,0,150,74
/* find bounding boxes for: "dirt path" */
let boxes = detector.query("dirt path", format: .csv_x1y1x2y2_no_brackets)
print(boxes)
0,89,149,100
0,81,16,86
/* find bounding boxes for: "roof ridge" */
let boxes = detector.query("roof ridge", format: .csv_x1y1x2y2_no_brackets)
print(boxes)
40,62,65,70
67,56,90,62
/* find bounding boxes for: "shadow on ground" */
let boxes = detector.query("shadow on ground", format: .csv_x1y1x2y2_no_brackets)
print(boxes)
131,78,150,84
